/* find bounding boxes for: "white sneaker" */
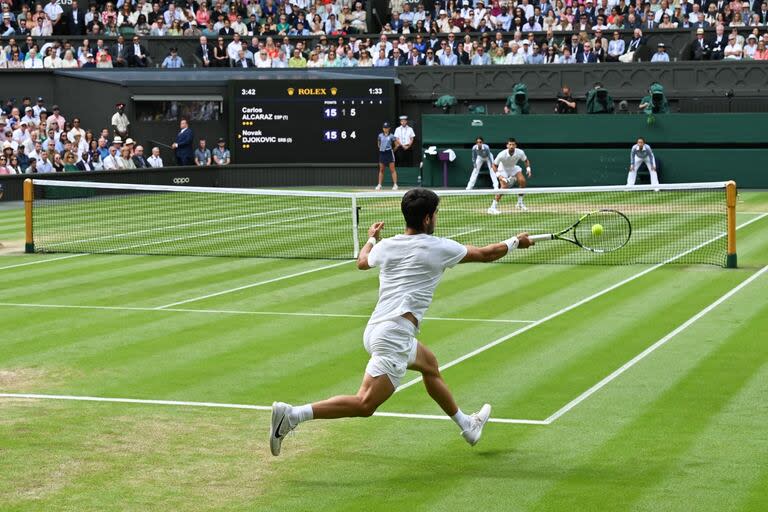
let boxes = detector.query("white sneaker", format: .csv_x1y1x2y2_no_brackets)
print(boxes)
375,184,382,191
270,401,296,456
461,404,492,446
487,207,500,215
516,203,528,211
392,184,399,191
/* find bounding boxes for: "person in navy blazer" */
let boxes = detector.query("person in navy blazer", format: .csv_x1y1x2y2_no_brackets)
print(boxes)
172,118,194,166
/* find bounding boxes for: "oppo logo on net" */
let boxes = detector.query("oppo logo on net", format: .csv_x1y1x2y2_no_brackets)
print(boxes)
173,177,191,185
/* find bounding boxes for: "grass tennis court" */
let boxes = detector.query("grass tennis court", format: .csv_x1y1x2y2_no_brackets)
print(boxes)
2,191,768,511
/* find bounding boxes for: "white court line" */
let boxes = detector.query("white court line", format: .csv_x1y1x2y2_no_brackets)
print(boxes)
544,263,768,424
155,226,484,310
0,302,535,324
0,393,544,425
0,253,87,271
395,213,768,393
155,260,355,309
44,207,302,248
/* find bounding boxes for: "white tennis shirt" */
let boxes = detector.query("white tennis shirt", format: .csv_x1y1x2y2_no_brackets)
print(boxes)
367,234,467,327
493,148,527,171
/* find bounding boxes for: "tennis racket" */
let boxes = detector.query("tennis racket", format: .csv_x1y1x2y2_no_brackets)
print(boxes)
529,209,632,253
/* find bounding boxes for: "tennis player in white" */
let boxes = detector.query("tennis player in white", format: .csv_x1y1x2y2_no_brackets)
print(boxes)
488,138,532,214
270,188,533,456
465,136,498,190
627,137,660,187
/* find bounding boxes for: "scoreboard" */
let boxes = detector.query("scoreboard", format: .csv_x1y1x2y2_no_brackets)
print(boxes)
229,79,395,164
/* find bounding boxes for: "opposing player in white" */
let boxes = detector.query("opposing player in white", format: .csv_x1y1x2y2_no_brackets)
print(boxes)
270,188,534,456
488,138,532,214
465,136,498,190
627,137,660,187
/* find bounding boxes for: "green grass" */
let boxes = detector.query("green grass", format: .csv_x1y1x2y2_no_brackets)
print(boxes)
1,192,768,511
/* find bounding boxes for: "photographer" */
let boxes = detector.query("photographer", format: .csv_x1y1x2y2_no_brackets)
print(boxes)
555,86,577,114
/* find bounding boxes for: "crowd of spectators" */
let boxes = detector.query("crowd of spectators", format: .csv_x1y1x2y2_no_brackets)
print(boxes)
1,0,768,68
0,97,231,174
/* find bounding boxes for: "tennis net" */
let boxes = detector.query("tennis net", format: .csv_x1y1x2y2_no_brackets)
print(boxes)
25,179,737,267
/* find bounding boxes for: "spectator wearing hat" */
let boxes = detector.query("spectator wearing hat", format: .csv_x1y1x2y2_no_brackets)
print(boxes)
691,28,711,59
33,97,46,118
212,138,230,165
651,42,670,62
20,107,37,128
111,103,129,139
172,118,194,166
47,105,66,132
162,48,184,68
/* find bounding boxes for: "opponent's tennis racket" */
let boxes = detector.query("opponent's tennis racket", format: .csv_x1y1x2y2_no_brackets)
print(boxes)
529,209,632,253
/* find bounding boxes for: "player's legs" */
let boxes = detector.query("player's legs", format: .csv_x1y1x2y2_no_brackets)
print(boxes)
514,166,527,209
409,342,491,444
408,342,458,416
489,173,508,214
311,372,395,419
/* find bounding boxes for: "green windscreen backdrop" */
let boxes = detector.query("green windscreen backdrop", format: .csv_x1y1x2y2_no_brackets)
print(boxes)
421,114,768,188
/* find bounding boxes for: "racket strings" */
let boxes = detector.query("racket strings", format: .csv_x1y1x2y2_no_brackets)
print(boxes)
574,210,632,253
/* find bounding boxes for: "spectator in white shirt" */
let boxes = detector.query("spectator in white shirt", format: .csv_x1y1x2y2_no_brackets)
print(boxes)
102,145,119,169
724,34,743,59
148,147,163,167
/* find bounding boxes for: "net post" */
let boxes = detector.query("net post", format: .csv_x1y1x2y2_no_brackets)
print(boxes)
24,178,34,253
726,180,737,268
351,195,360,258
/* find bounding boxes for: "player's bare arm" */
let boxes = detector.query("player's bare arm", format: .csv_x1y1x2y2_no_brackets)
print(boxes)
525,159,532,177
461,233,533,263
356,221,384,270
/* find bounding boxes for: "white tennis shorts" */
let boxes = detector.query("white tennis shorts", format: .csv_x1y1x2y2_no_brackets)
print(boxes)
498,164,523,179
363,316,419,388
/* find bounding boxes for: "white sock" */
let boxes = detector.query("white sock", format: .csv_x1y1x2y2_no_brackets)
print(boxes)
451,409,472,431
491,199,497,208
288,404,314,425
517,194,524,204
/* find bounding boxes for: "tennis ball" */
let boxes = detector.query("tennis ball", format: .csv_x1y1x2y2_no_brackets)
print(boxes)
592,224,604,236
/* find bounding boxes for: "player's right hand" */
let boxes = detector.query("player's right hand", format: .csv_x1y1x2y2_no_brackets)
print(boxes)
517,232,534,249
369,221,385,241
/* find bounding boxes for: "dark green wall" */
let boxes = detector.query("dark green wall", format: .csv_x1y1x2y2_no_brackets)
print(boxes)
421,114,768,188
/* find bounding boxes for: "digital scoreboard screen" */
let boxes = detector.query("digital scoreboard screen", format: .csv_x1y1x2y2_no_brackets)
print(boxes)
230,79,395,164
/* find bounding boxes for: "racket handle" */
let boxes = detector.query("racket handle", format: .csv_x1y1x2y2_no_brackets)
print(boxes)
528,234,554,242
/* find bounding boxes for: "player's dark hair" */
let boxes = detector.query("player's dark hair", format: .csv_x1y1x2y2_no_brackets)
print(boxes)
476,136,484,142
401,188,440,232
508,138,517,144
637,137,645,143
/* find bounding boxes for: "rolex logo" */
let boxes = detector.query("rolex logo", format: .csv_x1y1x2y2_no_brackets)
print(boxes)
330,87,338,96
287,88,295,96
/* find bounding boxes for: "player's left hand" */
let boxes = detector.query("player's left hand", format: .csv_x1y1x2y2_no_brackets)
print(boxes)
369,222,384,241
